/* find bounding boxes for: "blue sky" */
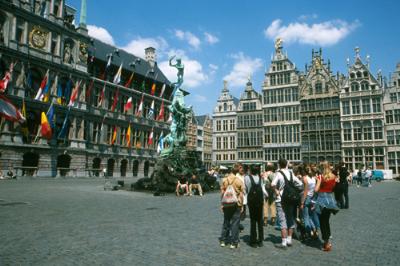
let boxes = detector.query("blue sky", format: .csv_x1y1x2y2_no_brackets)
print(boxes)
68,0,399,116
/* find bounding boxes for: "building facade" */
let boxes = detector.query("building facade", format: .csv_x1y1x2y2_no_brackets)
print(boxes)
384,63,400,177
299,49,341,164
237,79,263,165
340,48,385,171
212,81,238,167
195,115,212,170
262,41,301,165
0,0,173,179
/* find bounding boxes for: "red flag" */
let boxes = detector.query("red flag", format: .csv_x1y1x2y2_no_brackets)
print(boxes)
0,62,14,93
157,100,164,121
41,112,52,140
0,95,25,122
124,97,132,113
148,128,154,146
34,69,49,100
151,83,156,96
68,80,81,107
124,73,134,88
111,88,119,112
85,79,94,100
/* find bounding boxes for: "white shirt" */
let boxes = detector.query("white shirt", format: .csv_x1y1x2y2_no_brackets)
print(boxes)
271,169,303,203
305,175,316,197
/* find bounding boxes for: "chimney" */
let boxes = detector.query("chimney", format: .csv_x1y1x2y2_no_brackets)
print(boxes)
145,47,156,68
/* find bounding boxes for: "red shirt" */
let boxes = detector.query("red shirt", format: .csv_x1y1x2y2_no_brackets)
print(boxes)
318,175,336,193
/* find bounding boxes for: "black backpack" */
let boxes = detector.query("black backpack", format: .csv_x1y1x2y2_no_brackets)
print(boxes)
247,175,264,206
280,170,301,205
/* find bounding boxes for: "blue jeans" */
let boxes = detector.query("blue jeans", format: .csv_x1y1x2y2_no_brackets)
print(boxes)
303,196,320,233
220,205,241,244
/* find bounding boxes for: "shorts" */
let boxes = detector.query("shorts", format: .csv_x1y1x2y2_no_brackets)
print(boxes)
276,202,295,229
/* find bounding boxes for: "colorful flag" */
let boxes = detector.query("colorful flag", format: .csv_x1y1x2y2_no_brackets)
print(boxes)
26,68,33,90
40,76,51,102
148,128,154,146
68,80,81,107
101,56,112,80
159,84,166,98
56,80,63,104
124,73,134,88
64,78,72,103
113,63,123,84
0,95,25,122
57,108,70,139
157,131,164,153
34,69,49,100
140,81,146,92
111,88,119,112
46,102,55,129
0,62,14,93
126,124,131,147
40,112,52,140
147,99,154,119
21,98,29,137
98,84,106,107
111,126,117,145
135,94,144,116
151,83,156,96
157,100,164,121
124,97,132,113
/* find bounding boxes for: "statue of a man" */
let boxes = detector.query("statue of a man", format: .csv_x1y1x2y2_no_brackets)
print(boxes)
275,38,283,52
169,56,184,88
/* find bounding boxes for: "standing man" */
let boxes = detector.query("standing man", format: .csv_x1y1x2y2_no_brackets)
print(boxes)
220,167,245,249
365,167,372,187
272,158,303,249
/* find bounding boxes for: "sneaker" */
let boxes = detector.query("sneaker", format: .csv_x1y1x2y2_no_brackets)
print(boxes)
258,241,264,247
274,243,287,249
230,243,239,249
287,241,292,247
220,241,226,247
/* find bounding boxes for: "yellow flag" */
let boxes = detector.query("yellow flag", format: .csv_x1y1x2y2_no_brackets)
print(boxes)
111,126,117,145
126,125,131,147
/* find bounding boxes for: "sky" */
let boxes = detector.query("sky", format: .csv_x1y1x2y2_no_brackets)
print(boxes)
68,0,399,116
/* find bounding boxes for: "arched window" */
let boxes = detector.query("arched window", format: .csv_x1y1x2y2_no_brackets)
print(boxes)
132,160,139,176
351,82,359,92
363,71,368,78
350,73,355,79
361,82,369,91
356,71,362,78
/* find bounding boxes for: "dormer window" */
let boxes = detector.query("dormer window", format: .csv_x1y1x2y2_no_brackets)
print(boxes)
361,82,369,91
363,71,368,78
350,73,355,79
247,92,251,99
223,103,227,112
315,82,323,94
356,71,362,78
351,82,359,92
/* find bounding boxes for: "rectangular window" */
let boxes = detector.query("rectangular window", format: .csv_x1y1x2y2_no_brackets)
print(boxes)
223,120,228,131
223,137,228,150
388,152,396,174
352,100,360,114
51,34,59,55
16,19,25,44
230,119,235,131
396,130,400,145
230,136,235,149
364,124,372,140
342,101,350,115
390,93,397,103
354,149,363,168
373,123,383,140
344,127,352,141
362,98,371,114
372,98,381,113
353,124,362,141
386,110,393,124
395,110,400,123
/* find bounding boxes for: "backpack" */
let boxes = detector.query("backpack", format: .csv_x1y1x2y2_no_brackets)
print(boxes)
280,170,301,205
247,175,264,206
221,177,239,207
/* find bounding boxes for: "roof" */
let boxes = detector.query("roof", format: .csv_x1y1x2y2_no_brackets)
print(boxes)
233,97,240,106
91,39,171,85
195,115,208,125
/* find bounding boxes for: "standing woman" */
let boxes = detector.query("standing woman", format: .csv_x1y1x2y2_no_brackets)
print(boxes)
314,161,339,252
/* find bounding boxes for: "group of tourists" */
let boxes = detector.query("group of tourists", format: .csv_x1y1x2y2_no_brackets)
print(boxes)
219,159,351,251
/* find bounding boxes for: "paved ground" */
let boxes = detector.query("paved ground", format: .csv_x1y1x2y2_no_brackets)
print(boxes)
0,178,399,265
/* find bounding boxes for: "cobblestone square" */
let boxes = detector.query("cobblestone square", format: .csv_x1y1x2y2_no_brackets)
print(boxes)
0,179,399,265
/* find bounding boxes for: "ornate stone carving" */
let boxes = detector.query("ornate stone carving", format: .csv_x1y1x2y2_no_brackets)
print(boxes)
79,42,88,63
29,26,48,49
63,42,73,64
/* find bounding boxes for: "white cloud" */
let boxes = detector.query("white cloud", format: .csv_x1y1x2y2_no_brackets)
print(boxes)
223,52,263,87
264,19,360,46
87,25,115,45
174,29,201,50
159,49,207,88
204,32,219,44
208,64,218,76
121,37,168,59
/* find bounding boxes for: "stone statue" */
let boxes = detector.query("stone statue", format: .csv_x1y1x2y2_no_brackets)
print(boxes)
63,43,72,64
169,55,184,90
275,38,283,52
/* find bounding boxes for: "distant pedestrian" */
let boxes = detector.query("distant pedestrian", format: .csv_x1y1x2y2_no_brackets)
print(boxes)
365,167,372,187
189,174,203,196
315,161,340,252
245,164,267,248
337,162,350,209
220,167,245,249
357,168,363,187
272,158,303,249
